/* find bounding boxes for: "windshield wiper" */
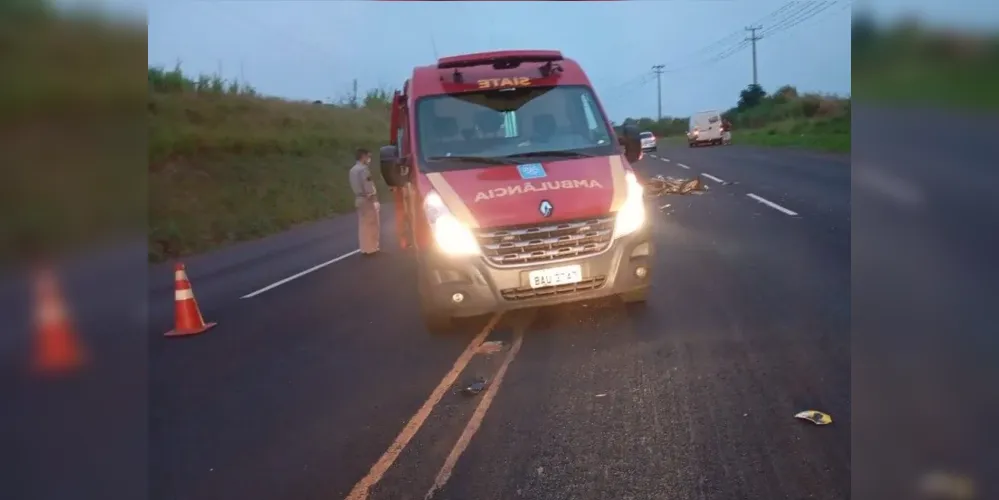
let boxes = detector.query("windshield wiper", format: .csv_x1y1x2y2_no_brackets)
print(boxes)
503,150,596,159
426,155,509,165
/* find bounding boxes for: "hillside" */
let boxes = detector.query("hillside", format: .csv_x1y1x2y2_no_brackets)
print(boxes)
148,66,391,261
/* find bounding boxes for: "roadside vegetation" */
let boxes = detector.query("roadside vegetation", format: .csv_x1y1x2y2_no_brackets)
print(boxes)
624,83,851,154
148,65,392,262
852,12,999,109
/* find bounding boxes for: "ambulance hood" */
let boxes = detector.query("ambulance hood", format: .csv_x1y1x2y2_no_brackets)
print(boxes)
425,155,630,229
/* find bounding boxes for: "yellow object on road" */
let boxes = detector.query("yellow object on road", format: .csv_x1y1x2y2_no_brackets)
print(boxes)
794,410,833,425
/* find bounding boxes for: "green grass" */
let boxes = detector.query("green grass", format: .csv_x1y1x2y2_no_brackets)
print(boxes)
853,58,999,110
148,76,390,262
851,15,999,110
733,116,850,153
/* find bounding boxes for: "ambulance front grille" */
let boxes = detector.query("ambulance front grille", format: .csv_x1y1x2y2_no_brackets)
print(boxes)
476,215,616,267
500,276,608,301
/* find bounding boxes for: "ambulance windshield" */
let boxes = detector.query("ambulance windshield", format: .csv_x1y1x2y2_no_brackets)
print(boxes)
415,85,616,172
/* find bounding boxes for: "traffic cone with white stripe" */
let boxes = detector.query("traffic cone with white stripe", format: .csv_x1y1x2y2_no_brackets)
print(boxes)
165,263,216,337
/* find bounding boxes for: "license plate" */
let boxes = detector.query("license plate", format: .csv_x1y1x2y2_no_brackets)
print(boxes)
528,265,583,289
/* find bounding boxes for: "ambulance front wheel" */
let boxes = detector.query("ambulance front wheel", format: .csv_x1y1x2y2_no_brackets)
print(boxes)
421,308,455,335
619,288,648,305
417,281,456,335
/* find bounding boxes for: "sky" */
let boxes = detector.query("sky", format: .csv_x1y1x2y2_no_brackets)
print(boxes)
142,0,855,121
144,0,990,122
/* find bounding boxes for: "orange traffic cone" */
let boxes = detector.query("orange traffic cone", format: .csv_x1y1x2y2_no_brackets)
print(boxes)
165,263,216,337
32,267,87,374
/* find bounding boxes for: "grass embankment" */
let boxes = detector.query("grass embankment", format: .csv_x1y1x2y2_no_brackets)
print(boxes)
149,67,390,262
732,116,850,153
852,14,999,109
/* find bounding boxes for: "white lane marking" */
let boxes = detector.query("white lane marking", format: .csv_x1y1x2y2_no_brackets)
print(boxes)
424,330,525,499
702,173,725,183
660,158,670,162
240,249,361,299
346,314,504,500
746,193,798,216
659,204,671,210
677,163,690,169
649,153,658,158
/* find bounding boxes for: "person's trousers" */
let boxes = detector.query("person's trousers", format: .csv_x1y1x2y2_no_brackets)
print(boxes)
356,197,381,254
391,187,409,248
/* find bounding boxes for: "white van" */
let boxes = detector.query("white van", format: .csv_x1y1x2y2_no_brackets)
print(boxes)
687,110,724,147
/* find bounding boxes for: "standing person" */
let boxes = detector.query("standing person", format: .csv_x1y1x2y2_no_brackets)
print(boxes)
349,148,380,256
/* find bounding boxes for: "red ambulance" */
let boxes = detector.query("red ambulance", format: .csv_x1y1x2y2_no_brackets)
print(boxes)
379,50,652,333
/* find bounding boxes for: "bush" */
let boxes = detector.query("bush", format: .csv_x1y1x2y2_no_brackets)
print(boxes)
800,95,822,118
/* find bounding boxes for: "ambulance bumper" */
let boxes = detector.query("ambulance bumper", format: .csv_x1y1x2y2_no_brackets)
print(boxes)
418,229,653,318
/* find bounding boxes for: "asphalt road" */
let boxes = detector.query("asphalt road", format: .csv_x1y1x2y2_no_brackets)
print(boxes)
145,144,851,500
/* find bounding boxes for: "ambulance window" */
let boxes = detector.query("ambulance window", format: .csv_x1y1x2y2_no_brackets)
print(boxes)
580,94,599,131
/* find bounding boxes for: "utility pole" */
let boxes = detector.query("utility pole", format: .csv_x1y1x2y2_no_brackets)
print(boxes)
651,64,665,122
745,25,763,86
352,78,358,108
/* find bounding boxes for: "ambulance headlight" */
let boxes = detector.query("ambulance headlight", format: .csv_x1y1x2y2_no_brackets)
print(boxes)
614,171,646,238
424,191,481,256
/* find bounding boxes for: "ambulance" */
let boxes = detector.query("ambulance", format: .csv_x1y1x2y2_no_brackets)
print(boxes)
379,50,652,333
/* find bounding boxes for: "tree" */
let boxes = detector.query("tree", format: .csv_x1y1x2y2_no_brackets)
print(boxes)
737,83,767,110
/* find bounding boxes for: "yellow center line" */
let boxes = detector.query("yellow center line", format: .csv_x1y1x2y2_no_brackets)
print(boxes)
344,313,504,500
424,328,526,499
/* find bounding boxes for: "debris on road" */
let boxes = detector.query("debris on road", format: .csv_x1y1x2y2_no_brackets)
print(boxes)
475,340,504,355
462,377,488,396
644,175,709,198
794,410,833,425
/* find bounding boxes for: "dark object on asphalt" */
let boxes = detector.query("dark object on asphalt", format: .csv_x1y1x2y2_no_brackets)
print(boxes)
644,175,708,198
462,377,488,396
794,409,833,425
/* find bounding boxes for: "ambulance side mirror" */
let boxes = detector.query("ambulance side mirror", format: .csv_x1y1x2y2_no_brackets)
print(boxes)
619,124,643,163
379,145,410,187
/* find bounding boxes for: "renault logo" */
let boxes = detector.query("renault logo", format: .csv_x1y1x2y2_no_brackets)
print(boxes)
539,200,554,217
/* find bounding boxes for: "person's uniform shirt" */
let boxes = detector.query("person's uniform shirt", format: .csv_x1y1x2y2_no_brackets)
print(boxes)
349,161,376,205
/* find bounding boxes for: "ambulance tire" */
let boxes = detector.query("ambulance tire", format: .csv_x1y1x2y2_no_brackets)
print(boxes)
416,270,456,335
422,311,455,336
619,289,648,306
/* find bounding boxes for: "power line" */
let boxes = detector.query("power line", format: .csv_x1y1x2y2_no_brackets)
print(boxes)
602,72,655,100
760,1,845,38
657,1,848,75
605,2,848,119
658,1,802,71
